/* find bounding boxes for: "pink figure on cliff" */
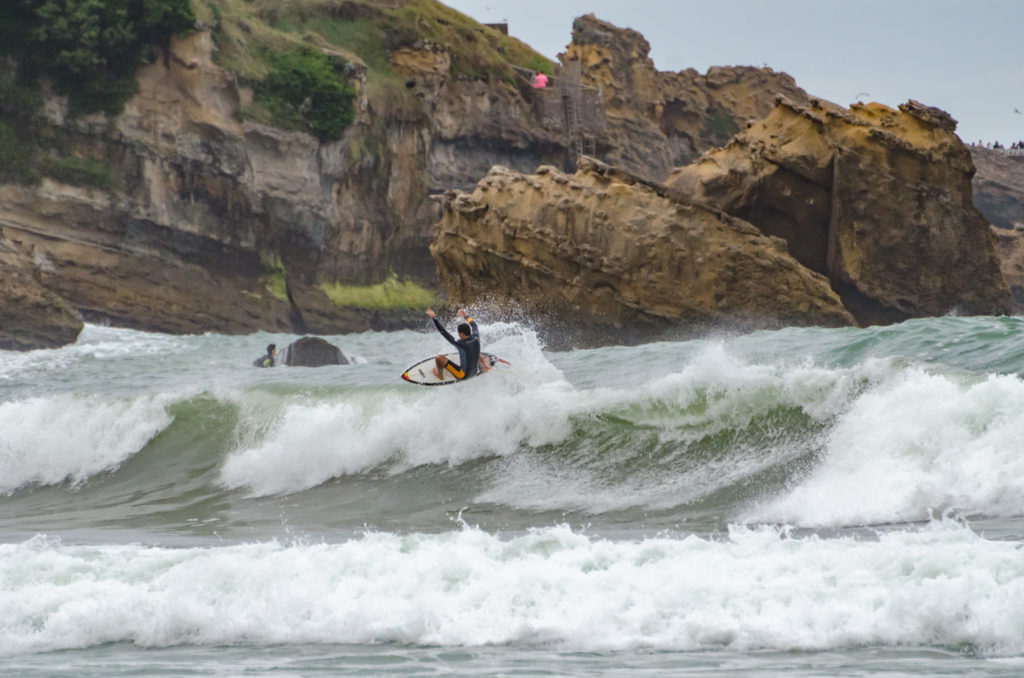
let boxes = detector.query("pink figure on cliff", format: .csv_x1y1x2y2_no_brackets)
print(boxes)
532,71,548,88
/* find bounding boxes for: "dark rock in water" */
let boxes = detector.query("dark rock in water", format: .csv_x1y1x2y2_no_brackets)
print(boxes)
283,336,349,367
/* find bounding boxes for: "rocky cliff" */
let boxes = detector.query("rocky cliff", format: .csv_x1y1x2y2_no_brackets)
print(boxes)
433,158,853,346
972,149,1024,232
563,14,812,180
1,32,330,341
0,235,83,350
0,9,814,350
0,28,536,347
432,97,1011,339
2,5,1017,351
667,97,1011,324
972,149,1024,311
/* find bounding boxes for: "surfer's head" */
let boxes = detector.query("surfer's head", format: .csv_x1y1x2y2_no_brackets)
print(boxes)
267,343,276,354
457,323,471,338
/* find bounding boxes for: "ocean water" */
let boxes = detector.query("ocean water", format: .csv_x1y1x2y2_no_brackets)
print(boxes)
4,316,1024,677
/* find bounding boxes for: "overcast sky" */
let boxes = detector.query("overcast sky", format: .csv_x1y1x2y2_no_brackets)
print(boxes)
444,0,1024,146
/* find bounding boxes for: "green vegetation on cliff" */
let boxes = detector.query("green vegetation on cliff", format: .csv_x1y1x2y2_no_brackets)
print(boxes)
0,0,195,115
704,109,741,147
0,0,194,186
199,0,553,118
202,0,551,77
0,0,552,144
42,154,117,190
321,274,437,310
253,48,356,141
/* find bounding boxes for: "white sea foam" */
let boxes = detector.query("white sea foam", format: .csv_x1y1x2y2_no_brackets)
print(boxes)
0,394,173,494
0,325,187,381
219,328,572,496
217,342,898,506
219,379,578,496
2,521,1023,656
747,368,1024,527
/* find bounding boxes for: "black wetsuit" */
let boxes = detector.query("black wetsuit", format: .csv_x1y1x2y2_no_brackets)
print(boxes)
253,353,275,368
433,316,480,380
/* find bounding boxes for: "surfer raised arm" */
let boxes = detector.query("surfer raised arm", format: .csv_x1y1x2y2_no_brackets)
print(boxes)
426,308,487,381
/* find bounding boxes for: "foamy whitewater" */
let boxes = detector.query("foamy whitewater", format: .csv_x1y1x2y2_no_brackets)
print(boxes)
4,316,1024,677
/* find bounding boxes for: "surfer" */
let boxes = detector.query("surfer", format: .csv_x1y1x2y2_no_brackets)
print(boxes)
253,343,276,368
426,308,489,380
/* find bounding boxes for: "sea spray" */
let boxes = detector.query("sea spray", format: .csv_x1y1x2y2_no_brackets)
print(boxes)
746,369,1024,527
218,377,579,496
0,394,173,494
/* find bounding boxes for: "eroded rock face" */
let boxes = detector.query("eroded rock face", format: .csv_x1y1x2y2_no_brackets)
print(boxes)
4,13,1013,349
0,32,347,340
0,181,295,336
0,237,83,350
667,98,1011,324
283,336,349,367
992,228,1024,311
563,14,812,180
972,148,1024,232
432,159,853,346
0,29,580,346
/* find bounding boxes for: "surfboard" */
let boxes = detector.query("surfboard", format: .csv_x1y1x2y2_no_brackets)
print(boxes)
401,352,510,386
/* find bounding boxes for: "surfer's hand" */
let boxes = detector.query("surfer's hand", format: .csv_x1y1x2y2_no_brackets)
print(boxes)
457,308,467,318
426,309,435,319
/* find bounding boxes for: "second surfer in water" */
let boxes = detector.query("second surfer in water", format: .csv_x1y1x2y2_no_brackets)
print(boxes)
426,308,490,380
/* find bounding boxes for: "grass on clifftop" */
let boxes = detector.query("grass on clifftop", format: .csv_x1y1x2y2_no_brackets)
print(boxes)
198,0,553,91
1,0,553,144
202,0,554,141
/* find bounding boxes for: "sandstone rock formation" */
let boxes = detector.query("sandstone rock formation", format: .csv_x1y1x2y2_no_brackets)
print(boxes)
667,98,1011,324
0,180,297,335
562,14,812,180
0,235,82,350
432,158,853,346
282,336,349,367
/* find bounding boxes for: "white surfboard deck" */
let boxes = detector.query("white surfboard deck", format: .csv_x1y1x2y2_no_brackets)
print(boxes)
401,352,509,386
